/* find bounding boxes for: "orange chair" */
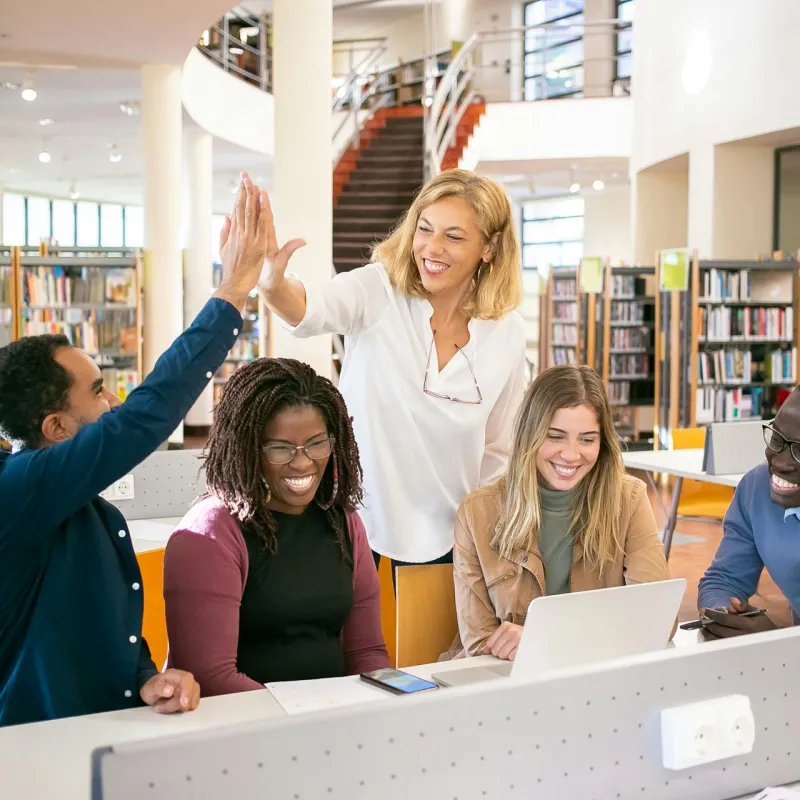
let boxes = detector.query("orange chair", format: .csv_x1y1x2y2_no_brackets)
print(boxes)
136,547,168,670
672,427,734,520
376,557,397,666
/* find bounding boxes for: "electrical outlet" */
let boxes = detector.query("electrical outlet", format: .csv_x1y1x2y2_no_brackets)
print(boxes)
112,474,135,500
661,694,755,770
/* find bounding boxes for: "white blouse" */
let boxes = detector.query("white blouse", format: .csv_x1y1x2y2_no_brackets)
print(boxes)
289,263,527,562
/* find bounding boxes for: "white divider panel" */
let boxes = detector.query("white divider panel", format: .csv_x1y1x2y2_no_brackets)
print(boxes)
92,629,800,800
109,450,206,520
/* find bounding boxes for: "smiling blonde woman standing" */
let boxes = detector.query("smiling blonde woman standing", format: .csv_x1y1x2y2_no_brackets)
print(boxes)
256,169,526,571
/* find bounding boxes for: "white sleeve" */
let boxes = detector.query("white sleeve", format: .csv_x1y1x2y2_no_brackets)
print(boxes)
286,264,390,338
478,317,528,486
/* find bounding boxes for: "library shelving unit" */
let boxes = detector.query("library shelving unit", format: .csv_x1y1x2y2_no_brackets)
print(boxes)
15,247,143,401
0,251,17,348
356,50,453,109
655,253,799,446
546,266,581,368
211,262,270,410
599,265,657,451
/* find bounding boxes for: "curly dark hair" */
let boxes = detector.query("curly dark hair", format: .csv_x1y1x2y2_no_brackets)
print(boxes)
204,357,364,556
0,334,73,449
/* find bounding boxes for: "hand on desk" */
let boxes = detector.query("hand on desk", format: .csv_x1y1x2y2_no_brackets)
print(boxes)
140,669,201,714
481,622,524,661
701,597,777,640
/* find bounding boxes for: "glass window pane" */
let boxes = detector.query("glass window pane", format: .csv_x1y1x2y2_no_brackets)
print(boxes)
525,0,584,25
76,201,99,247
618,0,634,22
52,200,76,246
27,197,51,246
562,241,584,265
617,52,632,79
525,13,584,53
544,40,584,72
124,206,144,247
543,64,583,96
617,27,633,54
1,193,25,245
100,204,124,247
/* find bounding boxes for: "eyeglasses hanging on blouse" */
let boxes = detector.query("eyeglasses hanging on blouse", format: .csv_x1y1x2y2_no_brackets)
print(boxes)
422,333,483,405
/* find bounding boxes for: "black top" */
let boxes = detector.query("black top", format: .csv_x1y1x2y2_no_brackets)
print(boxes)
238,505,354,684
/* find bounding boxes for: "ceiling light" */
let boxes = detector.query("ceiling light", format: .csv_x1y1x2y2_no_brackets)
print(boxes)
69,184,80,200
38,150,51,163
109,145,122,163
21,86,37,101
39,118,54,126
229,179,238,195
593,179,605,191
119,101,140,117
570,182,580,194
423,96,433,108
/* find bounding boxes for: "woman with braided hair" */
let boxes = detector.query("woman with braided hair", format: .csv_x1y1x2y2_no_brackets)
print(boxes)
162,358,389,696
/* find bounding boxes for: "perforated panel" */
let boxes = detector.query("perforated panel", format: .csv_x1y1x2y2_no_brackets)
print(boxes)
93,629,800,800
109,450,206,520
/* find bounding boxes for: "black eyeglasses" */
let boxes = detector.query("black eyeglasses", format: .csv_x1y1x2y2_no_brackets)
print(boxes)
261,437,334,465
762,424,800,464
423,334,483,405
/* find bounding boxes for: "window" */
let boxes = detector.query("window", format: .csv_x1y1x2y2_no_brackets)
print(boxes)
124,206,144,247
52,200,76,246
76,201,100,247
523,0,585,100
26,196,51,246
616,0,634,82
521,197,584,271
100,204,124,247
1,193,25,246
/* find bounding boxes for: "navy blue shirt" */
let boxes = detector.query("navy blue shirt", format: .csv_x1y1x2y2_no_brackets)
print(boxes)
0,298,242,727
699,462,800,617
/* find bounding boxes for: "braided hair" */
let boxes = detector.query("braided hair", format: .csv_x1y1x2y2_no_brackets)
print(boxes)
204,357,364,557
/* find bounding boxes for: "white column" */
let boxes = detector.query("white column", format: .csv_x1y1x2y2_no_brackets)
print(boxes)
271,0,333,377
141,63,184,442
183,129,215,428
687,143,715,258
583,0,615,98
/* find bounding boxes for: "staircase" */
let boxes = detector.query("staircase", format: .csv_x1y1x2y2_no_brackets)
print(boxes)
333,109,425,274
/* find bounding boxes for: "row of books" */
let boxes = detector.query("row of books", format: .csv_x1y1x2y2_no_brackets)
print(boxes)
701,268,752,302
700,305,793,341
101,369,139,402
228,338,259,361
21,308,137,355
610,354,649,377
698,348,797,385
22,266,136,307
552,278,577,298
610,301,645,323
552,304,578,321
0,271,11,306
551,346,577,366
610,327,649,350
696,387,762,423
608,382,631,405
551,325,578,345
609,275,637,298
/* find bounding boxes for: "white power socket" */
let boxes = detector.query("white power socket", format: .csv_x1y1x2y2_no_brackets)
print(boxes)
661,694,755,770
99,474,136,502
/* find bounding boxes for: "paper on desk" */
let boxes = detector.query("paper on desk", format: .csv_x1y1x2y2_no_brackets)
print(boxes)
266,677,388,716
752,789,800,800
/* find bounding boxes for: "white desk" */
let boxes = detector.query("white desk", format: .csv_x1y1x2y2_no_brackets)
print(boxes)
622,449,744,559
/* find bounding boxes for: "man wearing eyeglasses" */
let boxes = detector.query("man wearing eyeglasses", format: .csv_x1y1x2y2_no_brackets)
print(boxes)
698,389,800,639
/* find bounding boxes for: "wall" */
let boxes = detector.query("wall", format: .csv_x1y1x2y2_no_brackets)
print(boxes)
461,97,632,168
583,184,632,265
634,159,689,265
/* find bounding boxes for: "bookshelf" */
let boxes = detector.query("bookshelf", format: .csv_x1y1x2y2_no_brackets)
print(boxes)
599,265,656,450
0,252,16,348
16,249,142,401
547,266,581,368
654,253,799,445
211,263,269,410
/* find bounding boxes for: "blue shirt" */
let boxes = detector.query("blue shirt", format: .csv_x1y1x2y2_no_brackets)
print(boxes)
0,298,241,727
698,462,800,616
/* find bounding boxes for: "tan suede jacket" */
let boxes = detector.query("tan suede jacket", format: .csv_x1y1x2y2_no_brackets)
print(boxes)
452,473,671,657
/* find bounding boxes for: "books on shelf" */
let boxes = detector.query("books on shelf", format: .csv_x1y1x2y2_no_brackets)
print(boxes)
610,275,636,298
552,278,577,298
610,353,649,377
610,327,648,350
551,324,577,345
700,305,793,341
21,308,138,355
551,346,576,366
698,347,796,385
610,300,644,323
101,368,138,402
701,268,751,301
0,269,12,306
608,382,630,405
696,387,761,423
228,338,258,361
23,266,136,307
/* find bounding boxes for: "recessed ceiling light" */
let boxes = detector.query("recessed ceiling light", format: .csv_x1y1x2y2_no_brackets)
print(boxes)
38,150,51,163
21,86,37,101
39,118,54,126
109,145,122,163
69,183,80,200
593,179,605,191
570,182,580,194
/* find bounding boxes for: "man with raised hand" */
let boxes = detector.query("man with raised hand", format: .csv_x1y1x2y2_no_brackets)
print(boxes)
0,174,269,726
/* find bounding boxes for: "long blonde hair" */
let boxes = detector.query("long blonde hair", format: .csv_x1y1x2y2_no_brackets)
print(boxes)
371,169,523,320
493,365,624,573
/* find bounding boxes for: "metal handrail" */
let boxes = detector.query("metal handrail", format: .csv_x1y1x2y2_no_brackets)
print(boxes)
424,18,632,179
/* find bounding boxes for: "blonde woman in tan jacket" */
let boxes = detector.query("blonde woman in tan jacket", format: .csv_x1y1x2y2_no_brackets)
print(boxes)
452,364,672,661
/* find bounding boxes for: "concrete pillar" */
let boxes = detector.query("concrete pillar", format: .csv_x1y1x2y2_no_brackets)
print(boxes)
583,0,616,98
183,129,215,428
271,0,333,377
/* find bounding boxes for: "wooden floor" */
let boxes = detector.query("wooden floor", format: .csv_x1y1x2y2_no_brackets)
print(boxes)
644,475,792,627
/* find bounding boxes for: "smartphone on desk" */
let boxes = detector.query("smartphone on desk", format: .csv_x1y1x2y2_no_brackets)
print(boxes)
360,668,439,696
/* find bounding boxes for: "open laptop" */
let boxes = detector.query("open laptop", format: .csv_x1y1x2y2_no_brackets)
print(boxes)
431,578,687,687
